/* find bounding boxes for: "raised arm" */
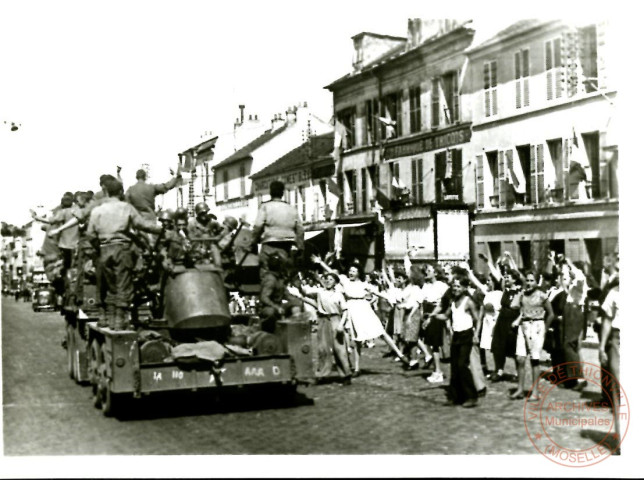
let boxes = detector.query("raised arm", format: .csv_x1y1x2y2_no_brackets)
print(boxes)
460,261,488,295
30,210,52,225
48,216,80,237
154,172,183,195
479,252,502,283
311,254,335,275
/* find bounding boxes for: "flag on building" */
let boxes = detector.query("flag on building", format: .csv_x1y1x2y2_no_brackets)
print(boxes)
378,105,396,139
570,127,590,172
325,177,343,198
374,187,392,210
507,150,526,194
333,118,348,177
180,151,197,173
392,176,407,190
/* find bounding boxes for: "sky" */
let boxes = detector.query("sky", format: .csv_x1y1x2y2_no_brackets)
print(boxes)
0,0,627,228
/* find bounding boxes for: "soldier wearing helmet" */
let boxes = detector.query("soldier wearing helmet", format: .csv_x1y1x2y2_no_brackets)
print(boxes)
188,202,217,239
158,210,175,231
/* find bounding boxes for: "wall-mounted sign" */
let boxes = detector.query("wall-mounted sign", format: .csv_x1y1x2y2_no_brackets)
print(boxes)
253,168,312,192
384,124,472,160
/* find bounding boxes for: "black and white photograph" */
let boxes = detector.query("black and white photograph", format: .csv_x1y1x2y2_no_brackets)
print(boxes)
0,0,639,477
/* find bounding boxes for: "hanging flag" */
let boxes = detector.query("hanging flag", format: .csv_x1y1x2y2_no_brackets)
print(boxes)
378,103,396,139
438,77,451,124
507,150,526,194
458,60,468,92
180,151,197,173
326,177,342,198
570,127,591,171
334,226,344,257
445,149,453,179
375,187,392,210
333,118,348,176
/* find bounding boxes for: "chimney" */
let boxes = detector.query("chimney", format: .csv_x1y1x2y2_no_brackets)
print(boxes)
286,106,297,125
271,113,286,132
239,104,246,125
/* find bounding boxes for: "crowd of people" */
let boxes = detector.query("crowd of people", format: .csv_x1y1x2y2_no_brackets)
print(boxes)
283,245,620,415
26,170,620,423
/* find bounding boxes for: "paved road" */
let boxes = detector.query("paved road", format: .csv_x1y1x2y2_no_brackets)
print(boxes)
2,297,614,456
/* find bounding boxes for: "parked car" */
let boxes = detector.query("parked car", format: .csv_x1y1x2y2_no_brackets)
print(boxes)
32,282,56,312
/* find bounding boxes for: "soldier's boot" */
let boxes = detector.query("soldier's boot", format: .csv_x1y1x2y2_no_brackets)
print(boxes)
113,307,127,330
97,307,109,328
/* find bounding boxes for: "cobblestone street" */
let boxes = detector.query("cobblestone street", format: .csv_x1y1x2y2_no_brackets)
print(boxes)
2,299,614,457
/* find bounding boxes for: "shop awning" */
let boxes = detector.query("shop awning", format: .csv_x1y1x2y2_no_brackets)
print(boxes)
304,230,325,240
335,221,369,229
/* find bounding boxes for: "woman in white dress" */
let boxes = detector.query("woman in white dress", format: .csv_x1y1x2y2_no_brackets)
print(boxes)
462,258,503,376
311,255,408,374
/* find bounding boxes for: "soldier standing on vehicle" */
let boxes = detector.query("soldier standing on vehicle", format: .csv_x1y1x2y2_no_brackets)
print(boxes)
87,178,163,329
125,169,182,222
251,180,304,278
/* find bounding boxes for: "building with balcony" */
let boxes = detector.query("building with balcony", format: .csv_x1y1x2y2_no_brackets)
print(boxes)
325,20,477,269
465,20,618,280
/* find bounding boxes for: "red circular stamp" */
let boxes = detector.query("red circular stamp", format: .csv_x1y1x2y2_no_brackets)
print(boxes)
524,361,629,467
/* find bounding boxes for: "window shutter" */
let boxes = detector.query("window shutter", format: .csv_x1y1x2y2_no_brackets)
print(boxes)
555,38,564,98
453,70,460,122
596,23,608,89
453,149,462,199
530,145,538,204
515,52,522,108
435,153,445,201
522,50,530,106
545,41,553,101
562,138,570,200
563,29,580,97
476,154,485,209
417,159,424,202
411,159,417,202
498,151,506,208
